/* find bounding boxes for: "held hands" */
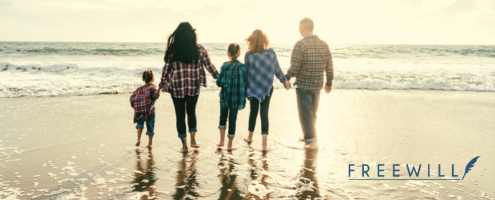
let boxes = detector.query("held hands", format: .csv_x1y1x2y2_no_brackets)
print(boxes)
325,86,332,94
284,81,291,90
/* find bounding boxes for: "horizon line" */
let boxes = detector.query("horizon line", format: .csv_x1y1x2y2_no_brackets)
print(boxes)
1,40,494,46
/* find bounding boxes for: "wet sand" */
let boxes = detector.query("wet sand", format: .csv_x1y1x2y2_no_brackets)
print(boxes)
0,89,494,200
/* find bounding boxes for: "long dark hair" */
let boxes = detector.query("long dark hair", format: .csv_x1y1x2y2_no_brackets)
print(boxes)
164,22,199,63
228,43,240,66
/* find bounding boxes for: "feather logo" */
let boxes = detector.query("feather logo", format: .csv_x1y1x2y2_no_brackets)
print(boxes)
462,156,480,180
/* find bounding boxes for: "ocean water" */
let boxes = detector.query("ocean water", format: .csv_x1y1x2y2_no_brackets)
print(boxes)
1,42,494,98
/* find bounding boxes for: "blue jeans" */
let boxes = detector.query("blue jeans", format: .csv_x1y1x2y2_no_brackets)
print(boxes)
136,112,155,137
171,94,199,139
219,107,239,139
296,88,320,143
248,87,273,135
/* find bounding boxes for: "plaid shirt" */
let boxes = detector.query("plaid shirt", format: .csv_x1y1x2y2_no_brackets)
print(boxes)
159,44,219,98
130,84,160,123
245,48,287,102
286,35,334,91
216,60,248,110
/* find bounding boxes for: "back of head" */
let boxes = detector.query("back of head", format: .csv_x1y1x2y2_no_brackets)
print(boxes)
300,17,314,32
228,43,240,66
142,70,154,83
164,22,199,63
245,29,269,54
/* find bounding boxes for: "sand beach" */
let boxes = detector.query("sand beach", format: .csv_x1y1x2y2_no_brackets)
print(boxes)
0,89,494,199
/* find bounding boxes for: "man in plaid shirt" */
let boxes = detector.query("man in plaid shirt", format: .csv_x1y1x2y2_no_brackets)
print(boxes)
285,18,334,150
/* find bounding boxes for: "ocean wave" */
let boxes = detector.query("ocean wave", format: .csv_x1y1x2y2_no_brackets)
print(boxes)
1,42,495,59
1,62,494,98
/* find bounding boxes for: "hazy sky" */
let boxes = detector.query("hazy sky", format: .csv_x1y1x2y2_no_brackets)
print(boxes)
1,0,494,44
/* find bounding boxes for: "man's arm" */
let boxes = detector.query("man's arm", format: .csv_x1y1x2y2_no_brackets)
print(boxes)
285,42,304,82
325,46,334,94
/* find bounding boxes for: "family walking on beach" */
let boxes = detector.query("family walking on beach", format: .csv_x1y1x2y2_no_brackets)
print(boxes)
130,18,334,153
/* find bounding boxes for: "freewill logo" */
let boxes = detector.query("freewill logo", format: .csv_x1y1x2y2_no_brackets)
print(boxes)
348,156,480,181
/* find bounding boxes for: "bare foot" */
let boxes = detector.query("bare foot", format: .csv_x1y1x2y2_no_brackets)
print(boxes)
191,143,201,148
305,142,319,151
244,138,253,143
217,143,224,147
181,147,189,153
135,141,140,146
227,145,236,151
262,147,271,152
147,145,152,149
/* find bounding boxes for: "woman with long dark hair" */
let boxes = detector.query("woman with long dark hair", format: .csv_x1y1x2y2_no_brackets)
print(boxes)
159,22,219,153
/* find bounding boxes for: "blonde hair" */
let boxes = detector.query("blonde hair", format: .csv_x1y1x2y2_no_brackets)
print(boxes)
142,70,154,83
245,29,269,54
228,43,240,66
300,17,314,32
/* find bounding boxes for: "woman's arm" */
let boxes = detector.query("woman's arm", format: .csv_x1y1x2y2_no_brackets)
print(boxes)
158,62,170,90
200,46,219,79
271,49,287,83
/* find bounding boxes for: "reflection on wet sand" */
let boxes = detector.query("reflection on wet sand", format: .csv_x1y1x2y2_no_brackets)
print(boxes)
216,149,242,199
296,150,320,199
242,150,271,200
132,149,157,199
173,151,200,200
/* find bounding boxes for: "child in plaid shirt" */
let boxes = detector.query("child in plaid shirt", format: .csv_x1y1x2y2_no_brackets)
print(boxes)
130,70,160,149
216,43,248,150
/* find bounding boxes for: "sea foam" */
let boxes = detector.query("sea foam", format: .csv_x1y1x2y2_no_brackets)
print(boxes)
1,60,494,98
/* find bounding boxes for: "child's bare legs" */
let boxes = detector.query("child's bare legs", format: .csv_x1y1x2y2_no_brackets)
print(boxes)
147,136,153,149
217,129,226,147
227,138,234,150
136,128,143,146
262,134,268,151
181,137,188,153
245,131,254,143
190,132,200,148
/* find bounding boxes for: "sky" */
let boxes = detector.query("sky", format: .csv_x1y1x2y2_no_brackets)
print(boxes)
0,0,494,44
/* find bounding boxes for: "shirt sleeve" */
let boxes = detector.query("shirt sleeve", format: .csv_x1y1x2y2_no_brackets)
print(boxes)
158,62,170,90
244,53,250,87
150,85,159,100
200,46,219,79
326,47,334,87
216,65,226,87
130,92,136,108
285,41,304,81
271,49,287,83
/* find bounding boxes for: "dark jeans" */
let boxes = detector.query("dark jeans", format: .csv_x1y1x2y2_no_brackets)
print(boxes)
171,94,199,139
248,87,273,134
296,88,320,143
218,107,239,139
136,112,155,137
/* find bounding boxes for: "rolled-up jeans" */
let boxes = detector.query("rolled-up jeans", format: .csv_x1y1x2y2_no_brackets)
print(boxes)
171,94,199,139
296,88,320,143
218,107,239,139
